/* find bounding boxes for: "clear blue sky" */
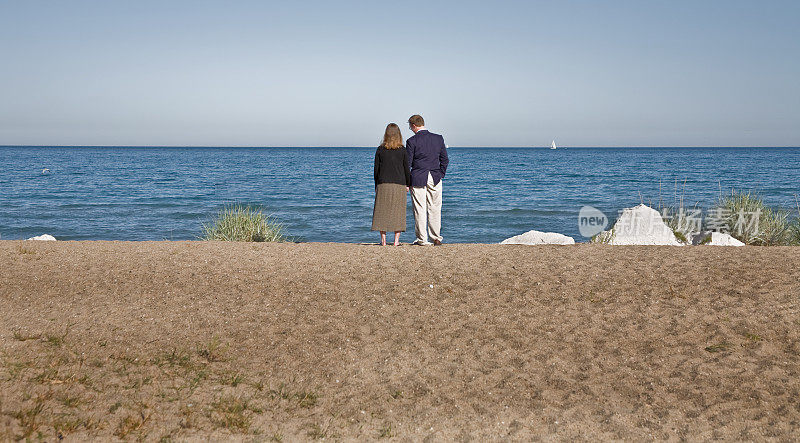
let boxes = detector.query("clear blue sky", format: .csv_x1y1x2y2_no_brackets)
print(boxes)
1,1,798,147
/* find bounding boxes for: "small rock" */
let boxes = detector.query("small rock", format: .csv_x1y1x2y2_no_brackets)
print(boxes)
500,230,575,245
691,231,745,246
26,234,57,241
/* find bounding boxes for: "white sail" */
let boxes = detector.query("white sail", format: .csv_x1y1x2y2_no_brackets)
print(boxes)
550,140,557,150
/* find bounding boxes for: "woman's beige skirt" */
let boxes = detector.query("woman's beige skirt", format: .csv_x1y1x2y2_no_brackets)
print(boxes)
371,183,407,232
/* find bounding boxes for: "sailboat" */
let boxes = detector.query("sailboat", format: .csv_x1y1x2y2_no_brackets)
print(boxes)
550,140,557,150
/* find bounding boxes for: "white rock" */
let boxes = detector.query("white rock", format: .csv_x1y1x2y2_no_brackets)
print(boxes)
26,234,57,241
593,204,683,246
500,230,575,245
709,232,745,246
691,231,745,246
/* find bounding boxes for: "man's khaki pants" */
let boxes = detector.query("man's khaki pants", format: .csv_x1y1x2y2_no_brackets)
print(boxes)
411,172,443,245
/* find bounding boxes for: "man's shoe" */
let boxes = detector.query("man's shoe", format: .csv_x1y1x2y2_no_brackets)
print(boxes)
413,240,432,246
433,240,443,246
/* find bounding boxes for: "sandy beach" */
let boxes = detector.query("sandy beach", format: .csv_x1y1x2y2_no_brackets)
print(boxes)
1,240,799,440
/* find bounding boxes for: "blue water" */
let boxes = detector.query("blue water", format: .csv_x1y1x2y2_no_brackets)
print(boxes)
1,146,799,243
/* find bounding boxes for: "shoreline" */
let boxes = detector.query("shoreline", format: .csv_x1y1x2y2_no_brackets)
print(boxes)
2,241,799,439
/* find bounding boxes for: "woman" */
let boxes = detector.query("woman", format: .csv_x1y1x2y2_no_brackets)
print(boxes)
372,123,411,246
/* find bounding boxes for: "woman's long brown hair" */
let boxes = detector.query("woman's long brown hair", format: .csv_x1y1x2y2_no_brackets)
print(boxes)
381,123,404,149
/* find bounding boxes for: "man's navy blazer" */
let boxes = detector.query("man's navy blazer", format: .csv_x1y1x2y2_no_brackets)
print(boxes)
406,129,449,188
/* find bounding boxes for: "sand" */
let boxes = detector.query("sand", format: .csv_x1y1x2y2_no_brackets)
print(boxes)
1,240,799,440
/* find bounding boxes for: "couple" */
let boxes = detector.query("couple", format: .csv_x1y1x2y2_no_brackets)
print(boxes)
372,114,449,246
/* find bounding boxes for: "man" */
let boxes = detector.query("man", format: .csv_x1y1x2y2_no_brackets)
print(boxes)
406,114,449,246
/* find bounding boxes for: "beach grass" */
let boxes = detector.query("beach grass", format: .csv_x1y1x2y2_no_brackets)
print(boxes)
590,229,613,244
201,204,286,242
656,205,693,243
790,219,800,246
653,179,696,244
717,189,791,246
662,205,699,244
791,195,800,246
